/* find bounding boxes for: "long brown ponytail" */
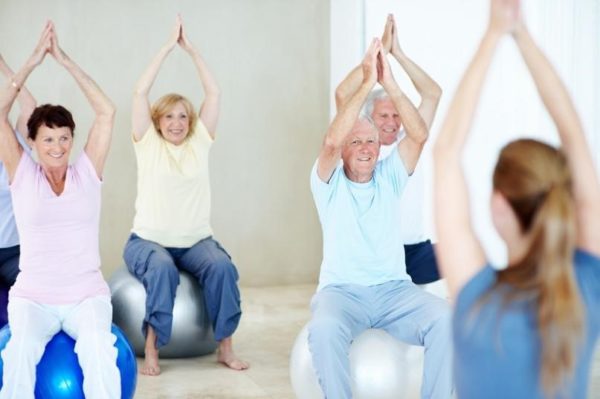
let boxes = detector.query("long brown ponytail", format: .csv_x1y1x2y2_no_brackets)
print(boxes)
492,139,583,395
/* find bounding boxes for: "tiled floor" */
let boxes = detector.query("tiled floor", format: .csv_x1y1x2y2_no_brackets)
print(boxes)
134,284,600,399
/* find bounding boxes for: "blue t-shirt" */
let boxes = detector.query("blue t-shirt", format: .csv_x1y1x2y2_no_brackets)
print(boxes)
0,132,29,248
310,148,411,290
454,249,600,398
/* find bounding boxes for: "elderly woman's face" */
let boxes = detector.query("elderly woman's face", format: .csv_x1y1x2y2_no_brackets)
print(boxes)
31,125,73,169
158,101,190,145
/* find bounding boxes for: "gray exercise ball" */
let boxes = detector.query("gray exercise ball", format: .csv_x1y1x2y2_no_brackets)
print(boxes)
289,325,409,399
109,265,217,358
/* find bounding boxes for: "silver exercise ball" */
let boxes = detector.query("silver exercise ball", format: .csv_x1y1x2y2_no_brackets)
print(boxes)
290,325,409,399
109,265,217,358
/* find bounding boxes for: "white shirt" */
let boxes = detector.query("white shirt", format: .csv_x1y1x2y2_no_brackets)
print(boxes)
379,136,427,244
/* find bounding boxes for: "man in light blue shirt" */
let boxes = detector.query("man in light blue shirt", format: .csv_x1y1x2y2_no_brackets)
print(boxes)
0,54,35,296
308,39,452,399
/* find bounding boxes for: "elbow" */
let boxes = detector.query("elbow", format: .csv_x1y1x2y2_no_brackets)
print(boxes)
207,88,221,102
99,101,116,120
432,139,460,165
323,135,342,156
425,83,442,104
334,87,347,110
431,83,442,101
413,124,429,146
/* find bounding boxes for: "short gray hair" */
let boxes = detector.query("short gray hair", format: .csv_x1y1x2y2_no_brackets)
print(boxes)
362,89,390,121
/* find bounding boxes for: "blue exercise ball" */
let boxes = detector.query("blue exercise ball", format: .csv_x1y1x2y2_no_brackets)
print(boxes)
0,324,137,398
0,286,7,328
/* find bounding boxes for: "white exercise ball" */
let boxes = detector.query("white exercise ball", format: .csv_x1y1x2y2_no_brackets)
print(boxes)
290,325,409,399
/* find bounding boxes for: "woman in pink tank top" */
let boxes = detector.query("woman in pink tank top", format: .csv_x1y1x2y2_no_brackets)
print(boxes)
0,22,120,398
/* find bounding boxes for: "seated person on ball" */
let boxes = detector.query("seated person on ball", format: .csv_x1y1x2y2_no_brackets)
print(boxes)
0,53,35,296
0,22,120,398
335,14,443,285
123,15,247,376
308,37,452,399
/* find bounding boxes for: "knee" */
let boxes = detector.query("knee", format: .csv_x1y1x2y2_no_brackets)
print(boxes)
75,329,117,354
429,305,452,337
205,259,238,283
3,332,46,359
308,317,349,348
146,255,179,283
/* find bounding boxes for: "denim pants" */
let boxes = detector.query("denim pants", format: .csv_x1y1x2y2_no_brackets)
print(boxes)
308,280,453,399
123,234,241,347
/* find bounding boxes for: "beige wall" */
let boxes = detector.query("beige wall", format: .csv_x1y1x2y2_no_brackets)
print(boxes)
0,0,329,286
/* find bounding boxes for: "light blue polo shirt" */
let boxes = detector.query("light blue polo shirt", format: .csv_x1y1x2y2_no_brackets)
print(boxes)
453,249,600,399
310,147,411,290
1,132,29,248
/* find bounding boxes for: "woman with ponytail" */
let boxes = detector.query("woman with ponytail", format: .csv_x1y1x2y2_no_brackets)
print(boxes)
433,0,600,398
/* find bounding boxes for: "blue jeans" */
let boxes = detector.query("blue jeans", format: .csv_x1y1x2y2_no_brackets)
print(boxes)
308,280,452,399
123,234,241,347
0,245,20,286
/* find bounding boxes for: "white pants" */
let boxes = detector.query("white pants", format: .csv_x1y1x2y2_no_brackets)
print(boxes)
0,296,121,399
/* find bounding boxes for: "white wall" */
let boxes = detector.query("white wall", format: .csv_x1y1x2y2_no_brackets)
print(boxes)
332,0,600,266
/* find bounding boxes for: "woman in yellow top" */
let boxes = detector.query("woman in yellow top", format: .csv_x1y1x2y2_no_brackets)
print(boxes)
123,15,247,376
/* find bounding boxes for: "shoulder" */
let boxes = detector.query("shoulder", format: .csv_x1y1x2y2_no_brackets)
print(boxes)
10,152,36,190
74,152,102,184
183,120,213,151
134,124,164,148
455,264,497,316
574,249,600,302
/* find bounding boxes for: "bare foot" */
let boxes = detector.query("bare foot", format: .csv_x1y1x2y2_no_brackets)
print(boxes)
217,337,249,370
141,346,161,376
141,326,161,376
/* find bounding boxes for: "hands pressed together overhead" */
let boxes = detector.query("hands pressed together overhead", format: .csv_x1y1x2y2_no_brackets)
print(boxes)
361,37,396,91
164,14,198,55
29,21,69,68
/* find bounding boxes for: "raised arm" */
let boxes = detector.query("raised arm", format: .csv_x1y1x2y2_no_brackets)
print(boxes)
334,16,394,111
389,14,442,129
378,46,428,174
513,22,600,256
432,0,518,299
318,39,380,182
0,22,51,181
0,54,37,139
50,24,115,178
178,21,220,138
132,16,181,140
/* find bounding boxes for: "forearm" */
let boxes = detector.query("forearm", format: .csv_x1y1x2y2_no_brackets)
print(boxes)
434,30,500,154
334,65,363,111
0,57,36,134
327,82,373,148
61,55,114,118
134,46,172,97
385,81,428,144
514,26,600,211
513,27,584,150
188,49,220,100
0,60,37,119
393,50,441,102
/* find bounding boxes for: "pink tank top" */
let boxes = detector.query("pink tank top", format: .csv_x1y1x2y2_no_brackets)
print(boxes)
9,152,109,304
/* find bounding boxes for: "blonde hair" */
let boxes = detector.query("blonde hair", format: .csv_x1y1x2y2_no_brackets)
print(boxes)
492,139,583,395
151,93,197,137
